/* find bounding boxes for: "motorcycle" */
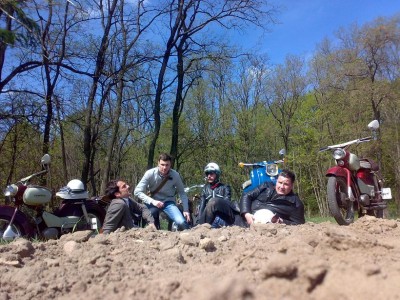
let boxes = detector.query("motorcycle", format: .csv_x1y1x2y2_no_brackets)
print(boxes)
238,149,286,193
0,154,107,241
164,184,204,231
319,120,392,225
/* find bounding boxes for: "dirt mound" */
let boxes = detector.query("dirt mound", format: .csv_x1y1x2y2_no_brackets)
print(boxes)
1,216,400,300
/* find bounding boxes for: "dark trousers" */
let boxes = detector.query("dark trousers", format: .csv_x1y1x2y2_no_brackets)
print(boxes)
198,197,235,225
148,206,161,229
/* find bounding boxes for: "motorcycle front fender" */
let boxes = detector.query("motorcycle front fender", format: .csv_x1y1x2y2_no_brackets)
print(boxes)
326,168,359,201
0,205,36,237
326,166,348,178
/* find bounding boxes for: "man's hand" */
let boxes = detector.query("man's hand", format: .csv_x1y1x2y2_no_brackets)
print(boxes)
152,200,164,208
183,211,191,222
244,213,254,225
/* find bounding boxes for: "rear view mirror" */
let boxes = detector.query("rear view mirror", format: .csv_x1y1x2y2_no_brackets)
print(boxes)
41,154,51,165
367,120,379,130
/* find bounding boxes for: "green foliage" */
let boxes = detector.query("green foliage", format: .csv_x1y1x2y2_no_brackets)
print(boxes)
0,0,40,47
0,29,15,45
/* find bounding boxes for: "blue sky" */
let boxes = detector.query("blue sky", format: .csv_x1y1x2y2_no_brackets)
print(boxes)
237,0,400,65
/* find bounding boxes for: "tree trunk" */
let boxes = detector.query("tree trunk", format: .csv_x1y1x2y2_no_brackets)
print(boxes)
81,0,118,187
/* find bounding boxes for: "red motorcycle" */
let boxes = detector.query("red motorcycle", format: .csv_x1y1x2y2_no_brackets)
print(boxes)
319,120,392,225
0,154,107,241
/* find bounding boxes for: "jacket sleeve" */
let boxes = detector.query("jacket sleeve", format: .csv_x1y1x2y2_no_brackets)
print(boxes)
134,170,154,205
239,185,262,216
129,199,155,224
282,197,305,225
198,188,208,217
102,199,127,234
172,171,189,212
223,185,232,201
239,182,274,215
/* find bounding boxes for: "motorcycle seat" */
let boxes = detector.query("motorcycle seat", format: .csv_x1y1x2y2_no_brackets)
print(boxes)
359,158,379,171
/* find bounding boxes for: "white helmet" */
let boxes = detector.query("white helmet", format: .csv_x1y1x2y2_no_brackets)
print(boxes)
67,179,85,191
253,209,275,224
56,179,89,200
204,162,221,175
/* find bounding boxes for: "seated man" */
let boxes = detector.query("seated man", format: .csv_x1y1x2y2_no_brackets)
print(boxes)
134,153,190,231
102,179,155,234
240,169,305,225
197,162,239,228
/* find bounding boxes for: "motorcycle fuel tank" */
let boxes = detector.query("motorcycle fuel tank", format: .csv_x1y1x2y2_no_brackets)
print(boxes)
23,186,52,205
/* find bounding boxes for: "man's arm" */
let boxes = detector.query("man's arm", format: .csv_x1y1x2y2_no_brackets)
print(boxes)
173,172,189,212
134,170,157,206
284,197,305,225
102,199,127,234
129,199,155,224
223,184,232,201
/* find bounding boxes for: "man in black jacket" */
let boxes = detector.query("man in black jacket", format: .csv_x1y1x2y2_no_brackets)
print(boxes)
197,162,239,228
240,169,305,225
102,179,155,234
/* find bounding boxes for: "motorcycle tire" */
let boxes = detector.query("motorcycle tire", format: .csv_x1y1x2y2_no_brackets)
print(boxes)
0,215,25,240
327,177,354,226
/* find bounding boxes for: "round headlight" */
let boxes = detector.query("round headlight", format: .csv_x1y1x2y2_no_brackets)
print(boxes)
333,148,346,160
266,164,279,176
4,184,18,197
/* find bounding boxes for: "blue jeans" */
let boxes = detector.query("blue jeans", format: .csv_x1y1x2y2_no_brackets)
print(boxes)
146,201,189,231
211,216,228,228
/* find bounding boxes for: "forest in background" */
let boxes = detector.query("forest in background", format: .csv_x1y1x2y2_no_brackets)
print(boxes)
0,0,399,218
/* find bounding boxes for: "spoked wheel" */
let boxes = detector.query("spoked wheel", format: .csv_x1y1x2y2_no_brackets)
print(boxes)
74,212,103,232
327,177,354,225
0,215,25,241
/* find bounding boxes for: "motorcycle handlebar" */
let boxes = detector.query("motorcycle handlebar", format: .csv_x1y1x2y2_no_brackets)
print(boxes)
319,136,373,152
20,169,48,183
238,160,284,168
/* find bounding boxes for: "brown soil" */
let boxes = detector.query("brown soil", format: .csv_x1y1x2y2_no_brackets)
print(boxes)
1,216,400,300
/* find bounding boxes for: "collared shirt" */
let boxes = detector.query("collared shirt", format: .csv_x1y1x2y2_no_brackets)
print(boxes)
134,167,189,212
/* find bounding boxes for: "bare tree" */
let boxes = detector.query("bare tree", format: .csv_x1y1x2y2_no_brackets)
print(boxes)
99,0,159,193
81,0,118,187
264,55,308,152
147,0,279,169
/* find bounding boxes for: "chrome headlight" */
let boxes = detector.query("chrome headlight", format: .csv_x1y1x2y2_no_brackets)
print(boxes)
333,148,346,160
266,164,279,176
4,184,18,197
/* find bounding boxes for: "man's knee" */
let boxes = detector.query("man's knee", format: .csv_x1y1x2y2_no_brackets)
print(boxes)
206,198,219,210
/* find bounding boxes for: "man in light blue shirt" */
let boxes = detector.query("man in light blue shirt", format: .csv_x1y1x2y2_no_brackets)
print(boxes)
134,153,190,230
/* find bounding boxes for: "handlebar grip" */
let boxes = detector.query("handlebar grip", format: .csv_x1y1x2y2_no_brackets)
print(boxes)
359,136,372,142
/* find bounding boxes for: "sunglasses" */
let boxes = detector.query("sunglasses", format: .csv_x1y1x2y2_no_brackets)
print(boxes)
205,171,216,176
